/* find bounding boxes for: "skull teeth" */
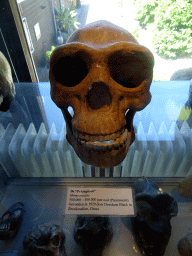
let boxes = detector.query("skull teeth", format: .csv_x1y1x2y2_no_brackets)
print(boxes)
64,107,134,151
98,140,115,144
75,128,125,142
77,129,129,150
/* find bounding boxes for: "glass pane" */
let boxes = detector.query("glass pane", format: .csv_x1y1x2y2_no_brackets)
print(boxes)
0,4,191,256
0,80,191,178
0,28,19,83
16,0,192,82
0,0,192,179
15,0,81,82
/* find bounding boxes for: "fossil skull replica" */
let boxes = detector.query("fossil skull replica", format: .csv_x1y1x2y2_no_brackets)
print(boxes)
178,233,192,256
0,51,15,112
0,202,25,240
132,177,178,256
178,175,192,199
74,216,113,256
49,20,154,167
23,223,66,256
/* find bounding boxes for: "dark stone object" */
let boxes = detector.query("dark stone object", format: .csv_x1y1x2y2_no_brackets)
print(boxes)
131,177,178,256
170,68,192,81
0,202,25,240
74,216,113,256
23,223,66,256
178,233,192,256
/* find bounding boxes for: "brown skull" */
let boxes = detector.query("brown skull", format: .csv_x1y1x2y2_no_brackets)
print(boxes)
49,20,154,168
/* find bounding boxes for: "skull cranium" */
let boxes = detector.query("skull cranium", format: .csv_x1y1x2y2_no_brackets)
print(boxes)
49,20,154,168
23,223,66,256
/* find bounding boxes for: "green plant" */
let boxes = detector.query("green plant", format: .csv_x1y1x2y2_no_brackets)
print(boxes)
129,25,141,40
177,106,191,121
133,0,192,59
133,0,159,26
118,0,123,7
55,6,80,34
151,0,192,58
46,46,55,62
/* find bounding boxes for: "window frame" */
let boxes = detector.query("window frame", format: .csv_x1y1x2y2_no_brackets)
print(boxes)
0,0,38,82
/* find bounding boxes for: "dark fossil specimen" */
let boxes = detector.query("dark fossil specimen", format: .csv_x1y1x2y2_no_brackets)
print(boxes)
131,177,178,256
74,216,113,256
0,202,25,240
178,175,192,199
178,233,192,256
23,223,66,256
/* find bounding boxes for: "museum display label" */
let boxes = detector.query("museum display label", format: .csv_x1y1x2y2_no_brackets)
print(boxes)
65,187,135,216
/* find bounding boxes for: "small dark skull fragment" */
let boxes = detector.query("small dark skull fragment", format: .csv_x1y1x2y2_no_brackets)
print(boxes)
0,51,15,112
23,223,66,256
0,202,25,240
178,233,192,256
74,216,113,256
178,175,192,199
131,177,178,256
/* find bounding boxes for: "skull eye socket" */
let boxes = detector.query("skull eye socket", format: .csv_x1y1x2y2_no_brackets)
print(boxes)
51,234,60,246
52,52,90,87
108,51,150,88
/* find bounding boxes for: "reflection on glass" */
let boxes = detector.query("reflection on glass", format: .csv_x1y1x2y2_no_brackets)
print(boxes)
15,0,192,82
22,17,34,53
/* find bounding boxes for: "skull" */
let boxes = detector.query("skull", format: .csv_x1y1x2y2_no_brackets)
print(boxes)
178,233,192,256
0,51,15,112
178,175,192,199
132,178,178,256
23,223,66,256
74,216,113,256
0,202,25,240
49,20,154,167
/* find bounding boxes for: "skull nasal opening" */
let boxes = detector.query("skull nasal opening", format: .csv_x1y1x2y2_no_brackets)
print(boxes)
87,82,112,110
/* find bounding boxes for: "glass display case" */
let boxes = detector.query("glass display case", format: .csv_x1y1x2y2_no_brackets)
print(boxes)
0,0,192,255
0,81,191,255
0,81,192,179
